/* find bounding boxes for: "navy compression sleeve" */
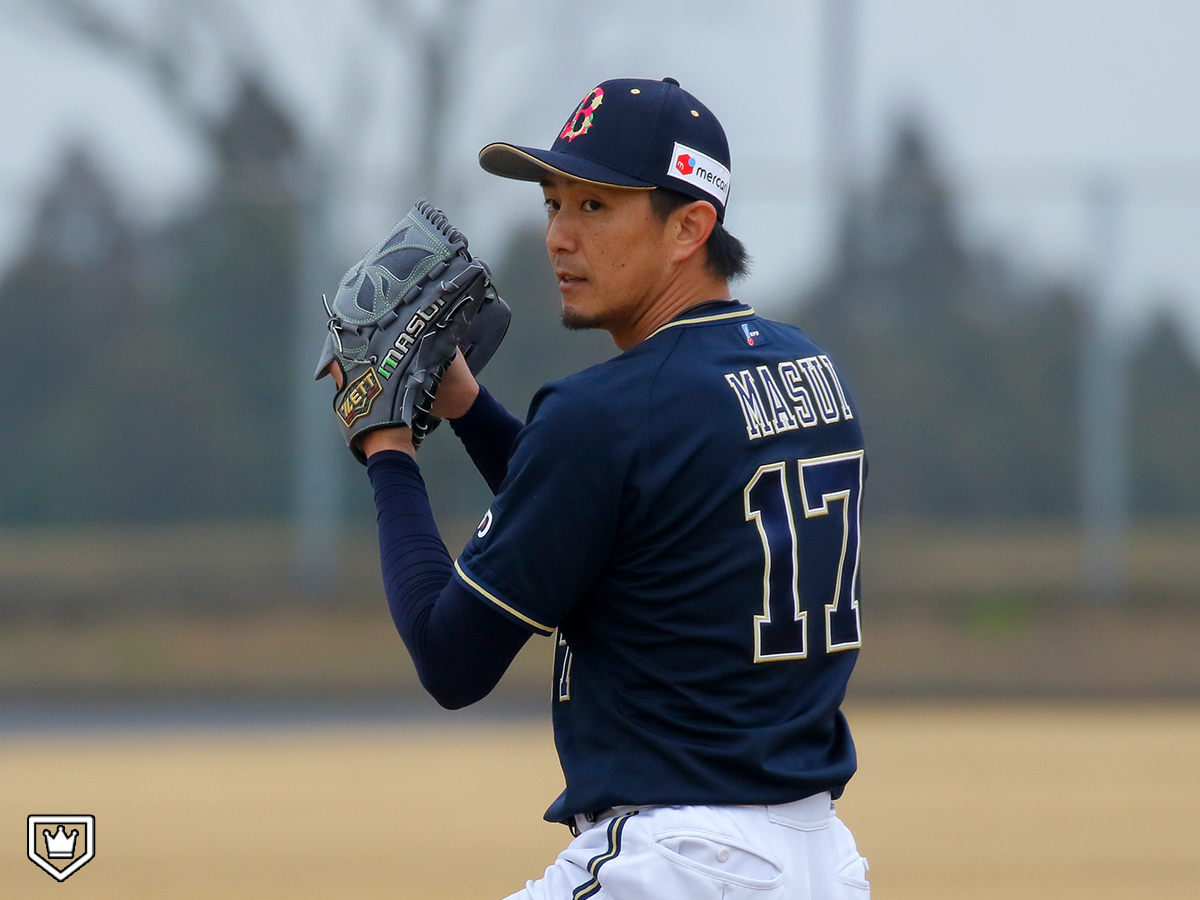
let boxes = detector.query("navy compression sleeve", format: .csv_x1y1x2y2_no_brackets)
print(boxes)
367,450,531,709
448,385,524,494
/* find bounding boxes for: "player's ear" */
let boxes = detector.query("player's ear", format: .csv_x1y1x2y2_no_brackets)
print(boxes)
669,200,717,264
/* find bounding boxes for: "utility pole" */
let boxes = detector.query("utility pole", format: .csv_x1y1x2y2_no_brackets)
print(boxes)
820,0,859,210
1079,176,1128,603
294,154,343,600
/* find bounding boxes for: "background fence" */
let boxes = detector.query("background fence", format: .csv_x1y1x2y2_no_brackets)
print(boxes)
0,0,1197,700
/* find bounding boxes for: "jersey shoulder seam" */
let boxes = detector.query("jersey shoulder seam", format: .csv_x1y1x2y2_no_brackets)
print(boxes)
453,559,555,635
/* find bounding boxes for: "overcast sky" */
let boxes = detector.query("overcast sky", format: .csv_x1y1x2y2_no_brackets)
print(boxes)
1,0,1198,347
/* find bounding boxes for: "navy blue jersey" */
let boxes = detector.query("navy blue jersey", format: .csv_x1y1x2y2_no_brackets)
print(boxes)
454,302,866,823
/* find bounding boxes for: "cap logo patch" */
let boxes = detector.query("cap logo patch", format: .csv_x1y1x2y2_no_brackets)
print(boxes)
666,141,730,206
560,87,605,142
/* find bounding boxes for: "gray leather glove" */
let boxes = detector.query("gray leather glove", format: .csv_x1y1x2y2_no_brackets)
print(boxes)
315,200,509,462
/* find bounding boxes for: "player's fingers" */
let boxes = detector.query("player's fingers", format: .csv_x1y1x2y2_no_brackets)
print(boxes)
443,348,469,380
330,360,345,390
430,349,480,420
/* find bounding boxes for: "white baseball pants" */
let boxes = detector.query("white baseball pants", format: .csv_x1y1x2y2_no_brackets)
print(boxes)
502,792,870,900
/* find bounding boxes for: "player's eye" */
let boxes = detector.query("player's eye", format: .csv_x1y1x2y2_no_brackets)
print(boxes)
543,198,560,212
582,199,603,212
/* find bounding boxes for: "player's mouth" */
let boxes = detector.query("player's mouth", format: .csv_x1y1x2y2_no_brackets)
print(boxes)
556,271,587,290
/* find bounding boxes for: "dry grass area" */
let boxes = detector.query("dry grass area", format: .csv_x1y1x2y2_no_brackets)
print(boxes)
851,601,1200,697
0,523,388,613
2,704,1197,899
838,703,1200,900
2,519,1197,701
0,606,556,700
4,598,1198,700
864,520,1200,600
2,519,1198,612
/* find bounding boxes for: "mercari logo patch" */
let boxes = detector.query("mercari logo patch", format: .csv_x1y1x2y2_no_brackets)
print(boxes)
666,142,731,206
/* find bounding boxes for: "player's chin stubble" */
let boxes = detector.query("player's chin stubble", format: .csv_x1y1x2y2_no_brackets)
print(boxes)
560,290,618,331
560,289,632,333
561,307,611,331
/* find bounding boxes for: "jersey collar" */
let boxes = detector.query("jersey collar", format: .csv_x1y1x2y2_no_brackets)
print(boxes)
646,300,755,340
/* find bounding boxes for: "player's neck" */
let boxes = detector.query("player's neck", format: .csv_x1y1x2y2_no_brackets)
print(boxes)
610,268,731,350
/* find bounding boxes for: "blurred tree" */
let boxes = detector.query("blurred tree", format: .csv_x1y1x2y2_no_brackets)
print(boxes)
1128,311,1200,516
5,0,312,521
794,120,1200,521
150,76,303,515
796,121,1083,519
371,0,479,202
10,0,500,531
0,148,255,522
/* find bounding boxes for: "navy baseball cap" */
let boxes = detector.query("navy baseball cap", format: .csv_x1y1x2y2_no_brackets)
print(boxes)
479,77,732,221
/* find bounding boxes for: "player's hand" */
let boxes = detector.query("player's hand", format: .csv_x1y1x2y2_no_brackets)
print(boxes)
329,362,417,459
430,349,480,420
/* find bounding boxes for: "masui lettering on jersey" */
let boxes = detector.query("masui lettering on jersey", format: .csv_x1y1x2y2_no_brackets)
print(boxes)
724,355,855,440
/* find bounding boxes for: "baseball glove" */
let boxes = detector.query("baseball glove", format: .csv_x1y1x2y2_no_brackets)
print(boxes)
314,200,510,462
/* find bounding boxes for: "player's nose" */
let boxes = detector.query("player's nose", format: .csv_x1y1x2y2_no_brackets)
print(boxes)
545,210,578,256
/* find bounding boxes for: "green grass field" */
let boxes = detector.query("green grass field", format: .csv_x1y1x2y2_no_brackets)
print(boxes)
2,704,1197,899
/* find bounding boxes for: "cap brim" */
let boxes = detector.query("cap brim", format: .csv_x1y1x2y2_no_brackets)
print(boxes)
479,143,655,191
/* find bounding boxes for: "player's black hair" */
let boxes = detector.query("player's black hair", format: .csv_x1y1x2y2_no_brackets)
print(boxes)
649,187,751,281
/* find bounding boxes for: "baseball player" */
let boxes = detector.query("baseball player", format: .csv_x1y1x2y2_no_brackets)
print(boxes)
329,77,870,898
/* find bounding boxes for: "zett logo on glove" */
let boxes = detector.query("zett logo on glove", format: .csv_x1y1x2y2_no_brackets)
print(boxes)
337,369,382,427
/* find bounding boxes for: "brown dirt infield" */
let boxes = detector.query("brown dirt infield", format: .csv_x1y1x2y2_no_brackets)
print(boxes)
2,703,1197,899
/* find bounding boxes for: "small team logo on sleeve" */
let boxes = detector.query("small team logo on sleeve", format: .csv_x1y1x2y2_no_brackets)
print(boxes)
476,509,494,539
